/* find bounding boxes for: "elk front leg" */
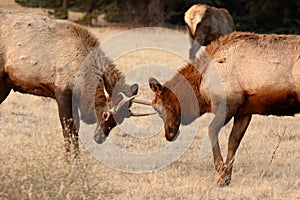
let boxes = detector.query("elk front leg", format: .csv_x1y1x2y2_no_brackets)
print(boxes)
208,112,228,186
208,103,236,187
222,114,252,185
56,90,79,158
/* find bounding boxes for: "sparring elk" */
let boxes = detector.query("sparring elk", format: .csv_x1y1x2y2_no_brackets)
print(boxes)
149,31,300,186
0,11,151,157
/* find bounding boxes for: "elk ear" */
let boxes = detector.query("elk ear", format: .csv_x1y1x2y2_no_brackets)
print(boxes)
130,83,138,96
149,77,162,93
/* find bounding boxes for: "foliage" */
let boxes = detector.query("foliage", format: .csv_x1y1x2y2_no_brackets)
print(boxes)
78,10,101,25
14,0,300,34
53,8,68,19
232,0,300,34
102,0,300,34
15,0,62,8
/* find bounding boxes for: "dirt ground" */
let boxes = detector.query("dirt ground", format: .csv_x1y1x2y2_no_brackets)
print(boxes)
0,0,300,199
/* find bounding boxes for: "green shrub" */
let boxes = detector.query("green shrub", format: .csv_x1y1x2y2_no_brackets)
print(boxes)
15,0,62,8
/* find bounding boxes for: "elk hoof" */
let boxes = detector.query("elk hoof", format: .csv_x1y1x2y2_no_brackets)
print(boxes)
73,149,80,159
217,173,231,187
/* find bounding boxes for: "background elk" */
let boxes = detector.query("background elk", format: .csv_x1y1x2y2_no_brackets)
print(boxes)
184,4,235,60
149,32,300,186
0,11,148,157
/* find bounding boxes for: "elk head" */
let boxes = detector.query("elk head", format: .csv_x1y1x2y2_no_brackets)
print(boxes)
75,62,155,144
94,83,155,144
149,77,181,141
93,82,137,144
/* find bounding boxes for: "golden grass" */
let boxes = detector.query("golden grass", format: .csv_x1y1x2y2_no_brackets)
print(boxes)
1,1,300,199
1,92,299,199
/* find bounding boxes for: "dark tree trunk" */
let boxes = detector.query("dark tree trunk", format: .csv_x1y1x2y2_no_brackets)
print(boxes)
87,0,99,14
63,0,68,9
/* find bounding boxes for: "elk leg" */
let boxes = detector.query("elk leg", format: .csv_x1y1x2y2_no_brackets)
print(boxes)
208,104,236,187
221,114,252,185
55,90,79,158
208,112,231,186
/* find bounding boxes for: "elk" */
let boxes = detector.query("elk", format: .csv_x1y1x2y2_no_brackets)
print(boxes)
149,31,300,186
184,4,235,60
0,11,150,157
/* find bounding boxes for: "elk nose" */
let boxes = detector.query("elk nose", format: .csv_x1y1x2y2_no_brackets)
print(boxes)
165,126,178,142
94,131,106,144
94,125,108,144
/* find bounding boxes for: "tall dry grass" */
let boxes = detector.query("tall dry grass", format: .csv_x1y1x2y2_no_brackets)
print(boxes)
1,91,300,199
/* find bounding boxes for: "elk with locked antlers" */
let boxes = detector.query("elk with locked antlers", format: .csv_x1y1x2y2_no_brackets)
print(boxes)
149,32,300,186
0,11,152,157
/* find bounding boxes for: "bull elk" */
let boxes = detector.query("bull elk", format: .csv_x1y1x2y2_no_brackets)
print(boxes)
149,32,300,186
184,4,235,60
0,11,152,157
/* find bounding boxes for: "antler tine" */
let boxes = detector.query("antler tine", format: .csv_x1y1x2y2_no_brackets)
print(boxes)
115,93,153,114
132,99,152,106
130,111,157,117
115,92,135,112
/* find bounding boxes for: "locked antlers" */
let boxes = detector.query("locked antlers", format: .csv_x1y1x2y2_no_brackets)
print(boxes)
115,92,156,117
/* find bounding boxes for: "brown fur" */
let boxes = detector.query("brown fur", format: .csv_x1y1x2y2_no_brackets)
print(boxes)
185,4,235,59
149,31,300,186
0,12,138,155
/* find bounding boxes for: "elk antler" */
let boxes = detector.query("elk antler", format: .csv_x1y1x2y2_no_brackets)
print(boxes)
114,92,135,113
129,110,157,117
132,99,152,106
114,92,157,117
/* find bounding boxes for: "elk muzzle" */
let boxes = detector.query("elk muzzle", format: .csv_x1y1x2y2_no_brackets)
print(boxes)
165,124,180,142
94,124,110,144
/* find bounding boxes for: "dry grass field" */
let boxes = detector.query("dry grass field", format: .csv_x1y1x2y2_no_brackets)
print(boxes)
1,1,300,199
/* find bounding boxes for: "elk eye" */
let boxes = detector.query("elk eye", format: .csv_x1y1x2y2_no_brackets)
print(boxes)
103,112,109,120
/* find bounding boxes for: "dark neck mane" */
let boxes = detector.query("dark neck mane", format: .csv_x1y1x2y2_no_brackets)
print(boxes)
94,64,124,105
164,60,211,124
103,64,126,95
